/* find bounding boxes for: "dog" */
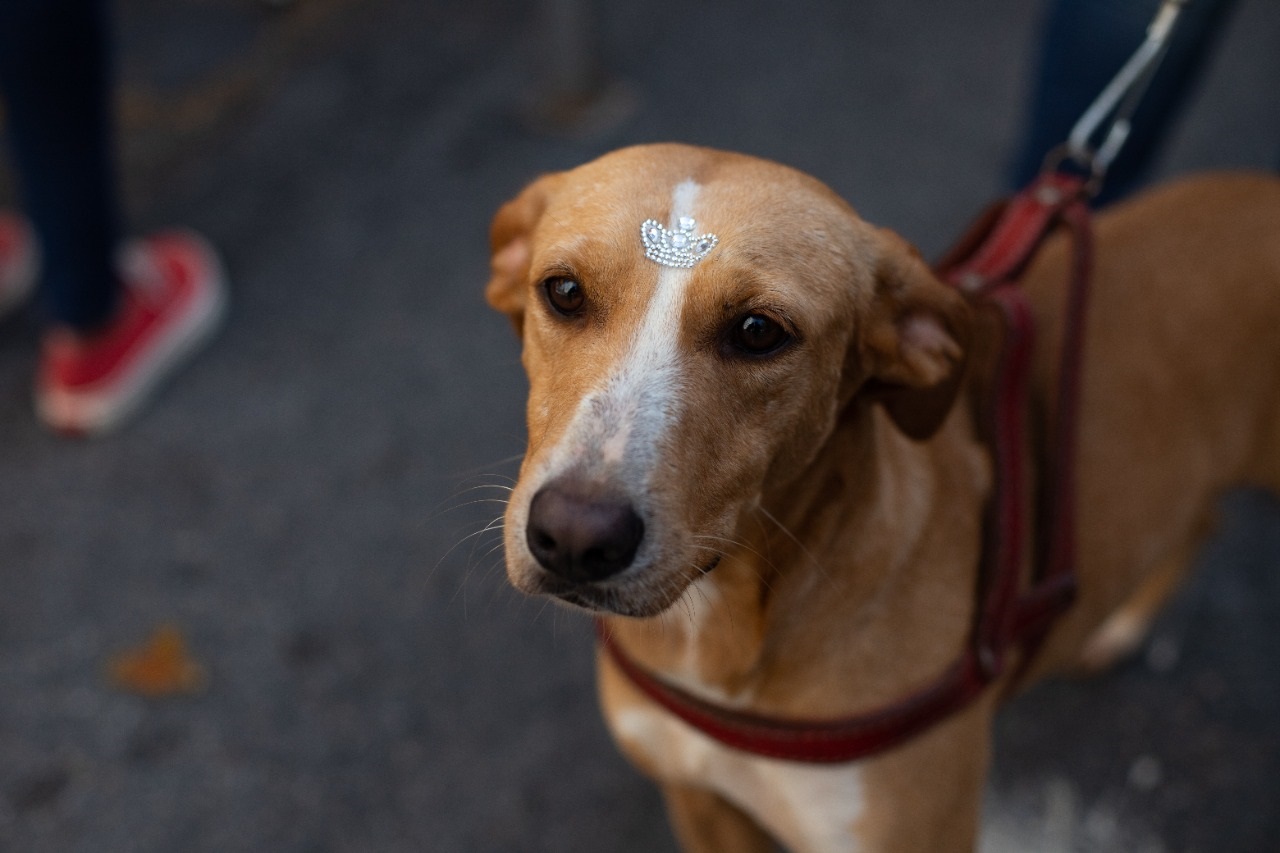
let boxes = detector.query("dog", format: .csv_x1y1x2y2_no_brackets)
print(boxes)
485,142,1280,851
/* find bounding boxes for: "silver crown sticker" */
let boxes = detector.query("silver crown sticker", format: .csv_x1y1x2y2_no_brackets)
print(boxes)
641,216,718,268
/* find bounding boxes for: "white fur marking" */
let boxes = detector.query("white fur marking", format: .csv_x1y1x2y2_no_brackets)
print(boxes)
535,180,703,498
605,180,700,470
1080,608,1149,670
612,704,866,852
661,573,751,700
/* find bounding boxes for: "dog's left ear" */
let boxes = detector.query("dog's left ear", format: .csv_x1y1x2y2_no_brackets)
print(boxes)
486,173,563,337
856,228,971,440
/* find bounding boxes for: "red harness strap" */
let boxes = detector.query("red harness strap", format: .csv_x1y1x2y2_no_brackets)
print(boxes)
598,172,1093,763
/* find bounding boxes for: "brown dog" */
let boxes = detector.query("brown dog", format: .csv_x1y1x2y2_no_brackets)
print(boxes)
485,143,1280,851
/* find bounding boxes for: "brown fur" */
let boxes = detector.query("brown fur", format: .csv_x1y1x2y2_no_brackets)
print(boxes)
486,143,1280,851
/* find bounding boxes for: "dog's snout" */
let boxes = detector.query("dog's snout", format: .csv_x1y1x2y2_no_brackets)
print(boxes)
526,481,644,583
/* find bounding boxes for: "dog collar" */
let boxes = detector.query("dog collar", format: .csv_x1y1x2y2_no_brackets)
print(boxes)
599,172,1090,764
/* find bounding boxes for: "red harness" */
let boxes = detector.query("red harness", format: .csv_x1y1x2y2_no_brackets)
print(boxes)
598,172,1094,763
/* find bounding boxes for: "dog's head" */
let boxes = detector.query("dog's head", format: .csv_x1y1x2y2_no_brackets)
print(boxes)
487,144,969,616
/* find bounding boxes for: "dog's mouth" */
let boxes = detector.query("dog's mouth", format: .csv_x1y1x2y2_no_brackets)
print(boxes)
508,470,730,616
532,553,724,617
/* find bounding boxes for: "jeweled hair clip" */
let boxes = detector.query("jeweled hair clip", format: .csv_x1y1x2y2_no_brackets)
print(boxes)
641,216,718,268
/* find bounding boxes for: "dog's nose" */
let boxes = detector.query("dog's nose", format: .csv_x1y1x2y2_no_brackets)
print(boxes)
525,481,644,582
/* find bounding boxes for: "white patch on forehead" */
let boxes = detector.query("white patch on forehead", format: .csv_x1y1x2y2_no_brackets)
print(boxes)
670,179,700,222
536,179,703,492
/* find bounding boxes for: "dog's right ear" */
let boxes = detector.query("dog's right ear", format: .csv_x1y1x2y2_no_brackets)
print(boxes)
486,174,562,337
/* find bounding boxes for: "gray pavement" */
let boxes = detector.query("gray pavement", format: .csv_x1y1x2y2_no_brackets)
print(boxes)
1,1,1278,850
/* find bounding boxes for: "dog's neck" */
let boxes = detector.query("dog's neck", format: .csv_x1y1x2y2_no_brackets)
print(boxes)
604,398,991,717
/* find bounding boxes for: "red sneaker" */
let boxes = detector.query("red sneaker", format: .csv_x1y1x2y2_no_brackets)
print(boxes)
0,211,38,321
35,230,227,436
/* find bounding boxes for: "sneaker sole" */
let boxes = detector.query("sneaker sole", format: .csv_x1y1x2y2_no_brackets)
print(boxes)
35,233,229,436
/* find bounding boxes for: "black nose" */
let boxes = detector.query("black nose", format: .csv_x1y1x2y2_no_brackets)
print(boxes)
525,481,644,583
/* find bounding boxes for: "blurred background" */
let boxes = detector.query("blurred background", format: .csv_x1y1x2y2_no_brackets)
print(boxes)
1,0,1277,850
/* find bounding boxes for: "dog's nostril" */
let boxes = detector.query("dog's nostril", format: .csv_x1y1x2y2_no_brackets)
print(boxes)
526,481,644,583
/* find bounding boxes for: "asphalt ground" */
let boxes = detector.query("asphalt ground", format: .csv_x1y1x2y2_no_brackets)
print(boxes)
1,1,1278,850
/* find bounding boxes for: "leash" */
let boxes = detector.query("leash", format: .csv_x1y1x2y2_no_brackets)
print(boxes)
1046,0,1188,192
596,1,1186,763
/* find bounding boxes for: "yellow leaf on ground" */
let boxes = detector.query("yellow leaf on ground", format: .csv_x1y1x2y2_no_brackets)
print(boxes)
107,624,207,697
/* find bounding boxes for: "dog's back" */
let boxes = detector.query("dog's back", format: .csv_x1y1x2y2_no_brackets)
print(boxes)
1023,172,1280,673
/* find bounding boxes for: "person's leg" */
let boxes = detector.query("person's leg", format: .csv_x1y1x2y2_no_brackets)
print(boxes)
0,0,122,330
1,0,226,436
1011,0,1239,205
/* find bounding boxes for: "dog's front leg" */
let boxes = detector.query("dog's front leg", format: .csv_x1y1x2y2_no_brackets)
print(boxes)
661,782,777,852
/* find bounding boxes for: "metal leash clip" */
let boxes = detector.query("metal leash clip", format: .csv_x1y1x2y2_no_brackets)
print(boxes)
1044,0,1189,195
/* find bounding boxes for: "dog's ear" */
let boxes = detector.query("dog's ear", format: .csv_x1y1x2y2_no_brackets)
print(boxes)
855,228,971,440
486,173,562,337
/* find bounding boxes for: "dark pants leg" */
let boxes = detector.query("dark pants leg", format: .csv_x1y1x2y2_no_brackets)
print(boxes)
0,0,121,331
1011,0,1239,206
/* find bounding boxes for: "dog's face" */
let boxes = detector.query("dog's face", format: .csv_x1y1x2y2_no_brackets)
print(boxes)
487,145,967,616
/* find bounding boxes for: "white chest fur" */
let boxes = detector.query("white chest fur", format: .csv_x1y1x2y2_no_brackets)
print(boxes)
610,702,867,852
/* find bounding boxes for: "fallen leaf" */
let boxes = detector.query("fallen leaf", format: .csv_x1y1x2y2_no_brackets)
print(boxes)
107,624,207,697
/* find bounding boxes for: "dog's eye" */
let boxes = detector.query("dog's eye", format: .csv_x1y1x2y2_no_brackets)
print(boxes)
728,313,790,356
544,277,585,316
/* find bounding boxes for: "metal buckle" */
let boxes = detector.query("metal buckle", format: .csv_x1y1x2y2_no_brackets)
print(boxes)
1046,0,1187,196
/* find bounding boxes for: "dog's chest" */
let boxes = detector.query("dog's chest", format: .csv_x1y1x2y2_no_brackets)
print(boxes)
609,701,868,852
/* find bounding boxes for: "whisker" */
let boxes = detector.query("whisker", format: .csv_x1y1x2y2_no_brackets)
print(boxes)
464,514,509,563
445,454,526,481
441,497,512,518
424,484,514,532
686,574,715,635
460,482,514,494
532,593,557,625
436,519,506,577
755,505,832,583
444,515,508,601
690,561,750,647
690,533,779,596
449,483,512,500
456,480,516,492
677,584,696,634
691,532,776,570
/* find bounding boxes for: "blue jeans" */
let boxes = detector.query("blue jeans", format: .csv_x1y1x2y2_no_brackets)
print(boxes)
0,0,121,331
1011,0,1239,206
